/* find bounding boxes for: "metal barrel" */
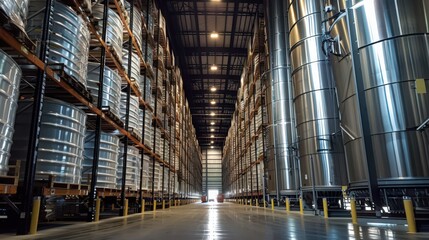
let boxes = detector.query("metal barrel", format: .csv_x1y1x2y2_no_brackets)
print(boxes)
125,3,143,51
11,98,87,184
87,62,122,118
122,49,141,91
0,0,29,33
27,0,90,86
92,4,123,62
83,131,119,189
117,145,141,190
0,50,22,176
120,93,140,132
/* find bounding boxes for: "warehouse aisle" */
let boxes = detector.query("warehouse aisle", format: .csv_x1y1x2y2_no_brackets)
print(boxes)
5,202,427,240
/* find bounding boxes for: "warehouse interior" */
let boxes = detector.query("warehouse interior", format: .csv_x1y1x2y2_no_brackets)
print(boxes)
0,0,428,238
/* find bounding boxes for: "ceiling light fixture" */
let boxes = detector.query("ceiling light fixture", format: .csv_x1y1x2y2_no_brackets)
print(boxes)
211,141,214,144
211,128,215,132
210,87,217,92
210,122,215,125
210,64,218,71
211,135,215,138
210,112,215,116
211,146,214,149
210,31,219,39
210,100,216,105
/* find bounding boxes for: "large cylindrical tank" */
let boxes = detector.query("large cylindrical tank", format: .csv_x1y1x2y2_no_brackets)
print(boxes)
288,0,347,192
92,3,123,62
83,131,119,189
0,0,29,33
11,98,86,184
264,0,297,196
0,50,22,176
87,62,122,118
27,0,90,86
117,145,141,190
325,0,429,191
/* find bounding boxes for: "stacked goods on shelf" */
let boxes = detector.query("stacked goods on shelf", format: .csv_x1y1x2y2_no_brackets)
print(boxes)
117,145,141,190
11,98,87,184
27,0,90,86
0,50,22,175
125,2,142,51
87,62,122,117
119,93,140,137
0,0,29,32
122,49,141,91
148,161,161,191
141,109,153,147
141,155,151,190
141,75,152,105
82,131,119,189
93,3,123,62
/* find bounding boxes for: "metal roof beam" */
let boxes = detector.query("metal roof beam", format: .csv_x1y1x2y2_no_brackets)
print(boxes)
184,47,247,56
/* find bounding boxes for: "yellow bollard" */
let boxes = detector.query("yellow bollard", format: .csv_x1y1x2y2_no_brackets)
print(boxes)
245,199,247,206
286,198,290,213
29,196,41,235
95,198,101,222
178,199,181,206
263,199,266,208
175,199,177,206
153,200,157,212
141,199,145,213
271,199,275,211
124,199,129,216
350,198,358,224
323,198,328,219
403,197,417,233
255,199,258,207
299,198,304,215
162,200,165,210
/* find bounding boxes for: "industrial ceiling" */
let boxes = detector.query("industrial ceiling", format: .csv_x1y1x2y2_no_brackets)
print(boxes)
157,0,263,149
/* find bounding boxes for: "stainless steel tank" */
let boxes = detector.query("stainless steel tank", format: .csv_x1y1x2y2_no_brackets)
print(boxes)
264,0,297,196
122,49,141,92
87,62,122,118
120,93,140,133
0,0,29,33
0,50,22,176
11,98,87,184
93,4,123,62
325,0,429,190
288,0,347,192
27,0,90,86
117,145,141,190
83,131,119,189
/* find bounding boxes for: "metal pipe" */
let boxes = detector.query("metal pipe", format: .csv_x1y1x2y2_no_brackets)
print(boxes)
18,0,52,234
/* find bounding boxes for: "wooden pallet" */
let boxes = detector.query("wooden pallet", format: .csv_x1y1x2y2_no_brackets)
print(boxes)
0,161,20,195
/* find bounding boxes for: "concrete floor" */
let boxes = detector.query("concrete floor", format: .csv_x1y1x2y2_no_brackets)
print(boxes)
3,202,428,240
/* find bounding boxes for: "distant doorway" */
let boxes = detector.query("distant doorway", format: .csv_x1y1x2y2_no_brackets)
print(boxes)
208,190,219,202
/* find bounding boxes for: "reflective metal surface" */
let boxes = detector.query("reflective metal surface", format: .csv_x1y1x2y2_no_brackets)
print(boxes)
117,145,141,190
325,0,429,188
122,49,141,91
125,3,142,51
265,0,297,196
83,131,119,189
6,203,423,240
87,62,121,118
288,0,346,190
11,98,87,184
0,0,29,32
27,0,90,86
120,93,140,134
93,4,123,62
0,50,22,176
